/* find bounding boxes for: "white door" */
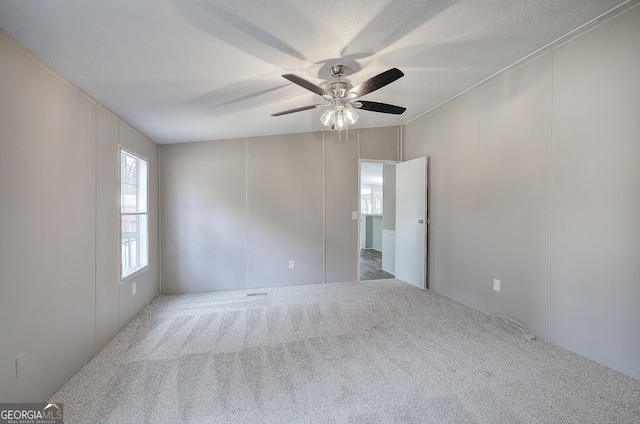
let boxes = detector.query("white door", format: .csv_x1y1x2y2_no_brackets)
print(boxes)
395,157,428,289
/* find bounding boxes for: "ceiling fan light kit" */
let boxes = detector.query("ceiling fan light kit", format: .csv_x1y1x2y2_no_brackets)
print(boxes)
320,100,359,130
272,64,407,134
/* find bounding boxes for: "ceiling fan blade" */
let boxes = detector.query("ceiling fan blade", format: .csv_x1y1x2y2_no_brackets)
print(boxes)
282,74,327,97
271,104,324,117
348,68,404,98
355,100,406,115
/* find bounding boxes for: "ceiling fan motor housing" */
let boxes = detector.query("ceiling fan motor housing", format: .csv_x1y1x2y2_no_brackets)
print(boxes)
324,81,353,99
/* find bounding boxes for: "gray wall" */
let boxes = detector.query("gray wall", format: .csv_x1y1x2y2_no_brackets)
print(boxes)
361,216,383,251
160,138,247,293
405,3,640,380
549,4,640,380
160,127,399,294
0,30,160,402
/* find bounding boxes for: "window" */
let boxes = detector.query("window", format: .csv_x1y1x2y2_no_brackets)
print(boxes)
121,149,148,278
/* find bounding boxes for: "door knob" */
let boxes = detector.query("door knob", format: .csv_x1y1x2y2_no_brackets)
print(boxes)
418,219,425,224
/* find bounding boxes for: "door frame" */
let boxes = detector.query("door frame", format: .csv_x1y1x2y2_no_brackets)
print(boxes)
357,159,399,281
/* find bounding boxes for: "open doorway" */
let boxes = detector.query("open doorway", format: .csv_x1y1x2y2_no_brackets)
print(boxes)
359,161,397,280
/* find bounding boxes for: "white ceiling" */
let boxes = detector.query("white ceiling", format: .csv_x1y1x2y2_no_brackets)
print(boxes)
0,0,628,144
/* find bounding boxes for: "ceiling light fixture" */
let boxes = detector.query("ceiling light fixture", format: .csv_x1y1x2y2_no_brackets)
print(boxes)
319,65,360,132
320,99,359,130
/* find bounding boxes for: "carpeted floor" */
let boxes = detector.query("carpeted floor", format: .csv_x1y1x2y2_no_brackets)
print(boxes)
50,280,640,423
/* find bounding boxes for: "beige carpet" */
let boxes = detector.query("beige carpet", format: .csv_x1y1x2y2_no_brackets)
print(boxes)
50,279,640,423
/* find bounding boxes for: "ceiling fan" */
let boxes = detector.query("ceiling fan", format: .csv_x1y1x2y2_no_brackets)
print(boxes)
271,65,406,131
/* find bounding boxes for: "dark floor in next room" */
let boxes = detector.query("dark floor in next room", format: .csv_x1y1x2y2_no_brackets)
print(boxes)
360,249,394,280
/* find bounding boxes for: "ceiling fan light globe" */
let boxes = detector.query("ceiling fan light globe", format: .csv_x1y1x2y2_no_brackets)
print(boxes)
344,104,358,125
334,110,347,130
320,108,335,126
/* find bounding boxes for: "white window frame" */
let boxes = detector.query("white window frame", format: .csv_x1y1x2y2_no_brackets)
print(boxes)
120,148,149,279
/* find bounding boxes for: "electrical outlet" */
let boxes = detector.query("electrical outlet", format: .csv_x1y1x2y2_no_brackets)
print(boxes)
132,282,136,295
289,261,295,270
16,352,27,378
352,211,358,220
493,279,501,292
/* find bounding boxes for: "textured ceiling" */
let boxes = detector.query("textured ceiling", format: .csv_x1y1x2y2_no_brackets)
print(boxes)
0,0,629,144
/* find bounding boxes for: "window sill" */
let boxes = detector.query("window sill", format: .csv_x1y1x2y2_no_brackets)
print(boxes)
121,265,149,283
